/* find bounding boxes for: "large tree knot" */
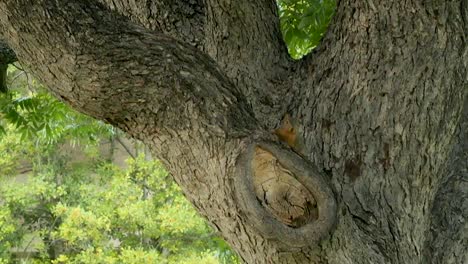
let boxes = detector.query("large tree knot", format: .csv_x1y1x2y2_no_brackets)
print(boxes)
253,147,318,227
234,141,337,248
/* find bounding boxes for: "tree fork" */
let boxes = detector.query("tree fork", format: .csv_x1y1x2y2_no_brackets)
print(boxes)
0,0,467,263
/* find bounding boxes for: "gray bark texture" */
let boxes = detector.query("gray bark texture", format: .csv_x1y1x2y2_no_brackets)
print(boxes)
0,0,467,263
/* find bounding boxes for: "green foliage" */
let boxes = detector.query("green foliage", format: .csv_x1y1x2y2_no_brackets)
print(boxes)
278,0,336,59
0,66,113,144
0,126,29,176
0,207,16,262
55,247,162,264
0,125,239,263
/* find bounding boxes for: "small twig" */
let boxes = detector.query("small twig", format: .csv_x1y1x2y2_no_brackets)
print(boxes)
11,62,24,71
22,233,38,262
9,70,25,84
116,136,136,159
9,62,35,93
17,166,33,174
25,71,34,93
11,63,34,93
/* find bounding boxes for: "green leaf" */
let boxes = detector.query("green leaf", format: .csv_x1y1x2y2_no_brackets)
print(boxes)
278,0,336,59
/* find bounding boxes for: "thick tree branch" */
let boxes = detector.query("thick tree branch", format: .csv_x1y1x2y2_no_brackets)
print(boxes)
97,0,295,126
202,0,294,120
0,0,257,139
97,0,206,48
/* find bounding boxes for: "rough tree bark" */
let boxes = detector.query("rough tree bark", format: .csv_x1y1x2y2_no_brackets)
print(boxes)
0,0,466,263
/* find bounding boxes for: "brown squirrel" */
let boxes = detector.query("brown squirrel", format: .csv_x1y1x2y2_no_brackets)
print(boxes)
273,114,299,149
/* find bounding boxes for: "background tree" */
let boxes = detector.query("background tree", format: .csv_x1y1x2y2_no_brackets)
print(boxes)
0,147,238,263
0,0,466,263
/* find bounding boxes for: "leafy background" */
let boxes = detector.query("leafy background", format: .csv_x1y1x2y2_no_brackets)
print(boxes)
278,0,336,59
0,1,335,263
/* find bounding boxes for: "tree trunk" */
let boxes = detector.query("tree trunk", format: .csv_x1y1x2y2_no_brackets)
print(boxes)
0,0,466,263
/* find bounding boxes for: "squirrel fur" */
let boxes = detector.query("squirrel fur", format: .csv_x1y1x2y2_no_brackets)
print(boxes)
273,114,298,149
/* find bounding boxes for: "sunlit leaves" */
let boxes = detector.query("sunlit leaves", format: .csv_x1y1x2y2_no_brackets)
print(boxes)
0,152,239,263
0,66,113,144
0,208,16,261
278,0,336,59
59,247,161,264
53,205,111,246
